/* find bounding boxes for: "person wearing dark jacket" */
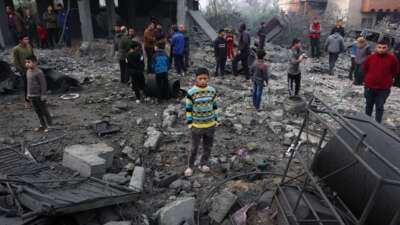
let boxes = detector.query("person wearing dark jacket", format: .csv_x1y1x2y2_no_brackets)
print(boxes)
233,23,251,80
214,29,227,76
257,22,268,50
154,24,166,45
152,43,170,100
24,9,38,47
127,42,145,101
363,40,400,123
118,27,135,83
171,26,186,75
330,20,345,37
56,3,72,47
42,5,58,48
251,50,270,111
144,22,156,74
179,25,190,70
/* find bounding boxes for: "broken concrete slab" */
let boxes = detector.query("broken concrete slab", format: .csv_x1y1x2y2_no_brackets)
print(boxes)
129,166,145,192
143,127,162,151
62,143,115,177
209,190,238,223
154,171,179,188
103,173,130,185
158,197,195,225
103,222,132,225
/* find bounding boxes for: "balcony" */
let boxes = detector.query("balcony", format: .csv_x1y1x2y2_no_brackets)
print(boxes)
361,0,400,13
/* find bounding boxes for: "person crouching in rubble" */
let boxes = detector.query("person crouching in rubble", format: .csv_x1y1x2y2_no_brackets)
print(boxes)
287,39,306,96
251,50,270,112
185,68,219,177
25,56,52,132
213,29,227,76
127,42,145,103
152,42,170,101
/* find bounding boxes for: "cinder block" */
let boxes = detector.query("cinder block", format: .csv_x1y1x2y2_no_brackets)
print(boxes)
62,143,115,177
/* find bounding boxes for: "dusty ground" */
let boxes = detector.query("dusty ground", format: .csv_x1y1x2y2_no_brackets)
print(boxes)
1,39,400,225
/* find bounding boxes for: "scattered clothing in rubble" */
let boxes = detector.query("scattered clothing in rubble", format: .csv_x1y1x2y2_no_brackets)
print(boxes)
250,53,270,111
363,46,399,123
127,43,145,100
324,32,344,75
214,30,227,76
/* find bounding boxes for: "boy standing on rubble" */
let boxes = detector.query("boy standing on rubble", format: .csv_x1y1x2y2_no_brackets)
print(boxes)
127,42,145,103
152,42,170,100
185,68,219,177
288,39,306,96
251,50,270,111
25,56,52,132
213,29,227,76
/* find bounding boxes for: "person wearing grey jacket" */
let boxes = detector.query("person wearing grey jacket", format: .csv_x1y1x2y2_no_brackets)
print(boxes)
25,56,52,132
353,37,371,85
325,32,345,75
287,39,306,96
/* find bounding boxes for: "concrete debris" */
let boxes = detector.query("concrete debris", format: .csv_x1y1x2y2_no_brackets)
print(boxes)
169,179,192,191
62,143,115,177
103,173,130,185
143,127,162,151
157,197,195,225
103,222,132,225
129,166,145,192
162,105,178,128
154,171,179,188
209,190,238,223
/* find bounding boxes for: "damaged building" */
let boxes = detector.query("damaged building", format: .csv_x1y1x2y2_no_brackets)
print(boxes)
0,0,202,47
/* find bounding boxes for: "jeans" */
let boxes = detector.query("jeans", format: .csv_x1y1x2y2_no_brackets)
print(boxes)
288,73,301,96
30,97,52,128
188,126,216,167
353,64,364,86
130,72,145,99
349,57,355,80
156,73,169,99
310,38,320,58
329,53,339,74
119,60,129,83
19,71,28,102
184,48,190,70
173,54,185,74
215,57,227,76
47,28,58,48
232,51,250,79
145,47,155,74
252,83,264,110
61,28,72,47
364,87,390,123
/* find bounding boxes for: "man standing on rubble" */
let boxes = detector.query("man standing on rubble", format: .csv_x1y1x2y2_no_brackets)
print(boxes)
330,19,345,38
144,22,156,74
171,25,186,76
233,23,251,80
13,34,35,107
363,40,399,123
309,18,321,58
179,25,190,71
214,29,227,76
56,3,72,47
257,22,267,50
353,37,371,85
118,27,135,83
325,31,345,76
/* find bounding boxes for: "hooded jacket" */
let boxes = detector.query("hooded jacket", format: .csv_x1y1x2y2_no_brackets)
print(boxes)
324,33,344,54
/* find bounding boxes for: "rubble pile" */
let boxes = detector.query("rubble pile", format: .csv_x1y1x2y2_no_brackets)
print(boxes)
1,34,400,225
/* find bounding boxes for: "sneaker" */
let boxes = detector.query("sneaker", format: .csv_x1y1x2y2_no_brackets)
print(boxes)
198,165,210,173
184,167,193,177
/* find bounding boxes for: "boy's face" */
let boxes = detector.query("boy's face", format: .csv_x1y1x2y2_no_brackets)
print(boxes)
128,29,135,36
219,32,225,38
20,37,30,46
195,74,209,88
25,60,35,69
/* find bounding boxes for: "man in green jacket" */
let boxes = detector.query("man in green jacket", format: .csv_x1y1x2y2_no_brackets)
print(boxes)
13,34,35,105
118,27,136,83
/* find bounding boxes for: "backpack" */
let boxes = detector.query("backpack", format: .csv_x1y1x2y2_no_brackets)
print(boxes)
152,51,169,74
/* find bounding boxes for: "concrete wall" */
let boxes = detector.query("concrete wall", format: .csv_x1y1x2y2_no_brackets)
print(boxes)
347,0,363,28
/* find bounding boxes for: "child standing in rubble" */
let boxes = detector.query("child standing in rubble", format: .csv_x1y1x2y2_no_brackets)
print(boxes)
152,42,170,101
250,50,270,111
225,28,235,61
287,39,306,96
185,68,219,177
127,42,145,103
25,56,52,132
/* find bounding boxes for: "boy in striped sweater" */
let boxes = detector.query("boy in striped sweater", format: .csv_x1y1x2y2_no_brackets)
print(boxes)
185,68,219,177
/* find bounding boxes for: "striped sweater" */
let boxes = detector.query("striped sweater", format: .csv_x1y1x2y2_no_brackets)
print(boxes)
186,85,218,128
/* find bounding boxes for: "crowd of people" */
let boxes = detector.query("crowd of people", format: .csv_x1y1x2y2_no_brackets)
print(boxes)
8,11,400,177
6,4,71,48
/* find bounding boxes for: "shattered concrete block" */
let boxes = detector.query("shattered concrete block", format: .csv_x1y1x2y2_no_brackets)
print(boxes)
169,179,192,191
62,143,115,177
129,166,145,192
103,173,130,185
144,127,162,151
158,197,195,225
103,222,131,225
271,109,284,121
162,105,177,128
233,124,243,135
209,191,238,223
